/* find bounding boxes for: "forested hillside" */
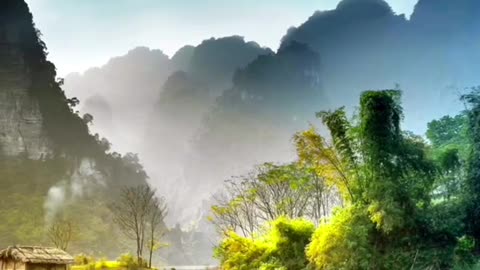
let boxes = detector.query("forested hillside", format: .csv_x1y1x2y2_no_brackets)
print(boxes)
0,0,148,257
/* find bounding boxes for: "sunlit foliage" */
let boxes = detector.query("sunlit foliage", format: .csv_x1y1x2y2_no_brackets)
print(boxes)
215,217,314,270
211,163,339,236
214,89,480,269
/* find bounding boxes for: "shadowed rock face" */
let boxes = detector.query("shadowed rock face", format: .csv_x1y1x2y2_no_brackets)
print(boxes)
410,0,480,37
187,36,273,92
171,45,196,72
0,1,155,261
0,18,49,159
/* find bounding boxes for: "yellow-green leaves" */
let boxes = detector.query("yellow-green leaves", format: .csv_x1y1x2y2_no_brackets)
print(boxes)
294,128,356,203
215,217,315,270
306,205,375,270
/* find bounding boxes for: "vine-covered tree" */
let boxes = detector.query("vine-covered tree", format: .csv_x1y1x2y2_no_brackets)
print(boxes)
215,89,479,269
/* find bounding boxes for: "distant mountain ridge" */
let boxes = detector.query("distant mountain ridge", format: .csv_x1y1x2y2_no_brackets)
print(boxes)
53,0,480,262
281,0,480,131
61,0,480,224
64,36,271,154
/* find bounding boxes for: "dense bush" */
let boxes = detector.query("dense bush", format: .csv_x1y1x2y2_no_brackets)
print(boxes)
74,254,96,265
117,253,148,270
215,217,314,270
306,205,375,270
117,253,137,267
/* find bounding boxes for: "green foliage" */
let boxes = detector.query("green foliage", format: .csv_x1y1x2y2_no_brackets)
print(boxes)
212,88,480,269
116,253,148,270
117,253,137,267
215,217,314,270
0,156,141,256
454,236,476,267
211,162,336,236
297,90,462,269
426,113,468,202
307,205,375,270
462,88,480,242
212,88,478,269
426,114,469,158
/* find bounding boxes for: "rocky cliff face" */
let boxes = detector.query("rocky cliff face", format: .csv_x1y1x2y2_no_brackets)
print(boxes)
0,25,49,159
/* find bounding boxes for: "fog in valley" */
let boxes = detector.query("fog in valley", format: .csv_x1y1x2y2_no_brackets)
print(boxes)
63,0,480,229
3,0,480,266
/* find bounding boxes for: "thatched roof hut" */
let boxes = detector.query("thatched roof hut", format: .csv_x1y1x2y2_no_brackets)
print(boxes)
0,246,73,270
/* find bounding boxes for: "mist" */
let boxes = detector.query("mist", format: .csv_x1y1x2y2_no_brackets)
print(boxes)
0,0,455,266
61,0,480,230
1,0,480,267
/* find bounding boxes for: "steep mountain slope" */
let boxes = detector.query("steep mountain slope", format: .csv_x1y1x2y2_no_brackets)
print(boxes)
184,42,323,211
64,36,271,155
0,0,148,256
141,37,272,221
64,47,172,153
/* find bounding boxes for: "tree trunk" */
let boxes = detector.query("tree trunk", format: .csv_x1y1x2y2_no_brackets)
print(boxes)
148,238,154,268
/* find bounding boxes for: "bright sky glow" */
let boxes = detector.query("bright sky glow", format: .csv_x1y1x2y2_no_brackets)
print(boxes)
25,0,417,76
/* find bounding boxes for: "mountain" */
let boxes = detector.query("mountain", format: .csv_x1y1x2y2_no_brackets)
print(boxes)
0,0,148,256
64,47,172,153
186,36,273,91
281,0,480,132
184,41,323,209
140,36,272,222
64,36,271,155
46,0,480,262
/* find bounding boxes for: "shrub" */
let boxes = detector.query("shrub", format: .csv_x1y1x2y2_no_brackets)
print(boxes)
117,253,136,267
74,254,96,265
306,205,376,270
117,253,147,270
215,217,315,270
98,258,108,269
454,236,476,267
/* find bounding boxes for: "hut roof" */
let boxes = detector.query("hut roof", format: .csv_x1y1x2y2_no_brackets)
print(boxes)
0,246,74,264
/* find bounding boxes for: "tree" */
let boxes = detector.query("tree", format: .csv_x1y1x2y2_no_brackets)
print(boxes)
214,89,479,269
47,219,74,251
426,112,469,201
146,196,168,268
426,114,468,154
300,90,450,269
461,88,480,243
211,163,339,236
111,184,167,265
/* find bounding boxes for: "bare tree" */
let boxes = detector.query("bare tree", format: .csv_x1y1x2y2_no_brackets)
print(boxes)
111,184,167,265
146,196,168,268
47,219,73,251
211,177,258,237
211,163,340,237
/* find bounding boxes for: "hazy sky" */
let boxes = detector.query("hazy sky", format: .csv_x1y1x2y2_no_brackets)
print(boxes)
25,0,417,76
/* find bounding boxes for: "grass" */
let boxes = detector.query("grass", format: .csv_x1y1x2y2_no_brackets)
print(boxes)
72,261,125,270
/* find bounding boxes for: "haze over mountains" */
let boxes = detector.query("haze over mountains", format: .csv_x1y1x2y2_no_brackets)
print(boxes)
1,0,480,265
63,0,480,225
